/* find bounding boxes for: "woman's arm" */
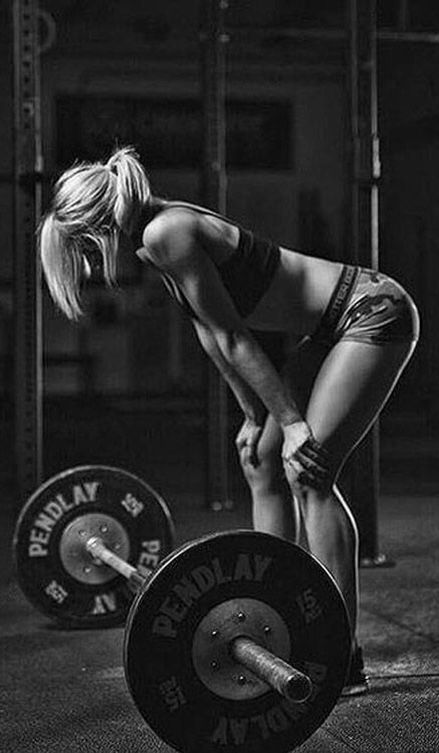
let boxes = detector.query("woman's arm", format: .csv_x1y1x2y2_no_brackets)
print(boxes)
141,211,302,427
193,319,267,424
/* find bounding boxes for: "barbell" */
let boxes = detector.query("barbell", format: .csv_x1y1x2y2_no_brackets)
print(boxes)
13,465,352,753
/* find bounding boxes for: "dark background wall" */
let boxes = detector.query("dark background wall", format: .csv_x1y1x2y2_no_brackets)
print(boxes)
1,0,439,437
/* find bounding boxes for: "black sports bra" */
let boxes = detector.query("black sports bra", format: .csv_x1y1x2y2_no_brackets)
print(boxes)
148,203,281,321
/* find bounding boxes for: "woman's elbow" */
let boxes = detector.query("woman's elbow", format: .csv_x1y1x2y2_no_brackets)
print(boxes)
215,327,252,361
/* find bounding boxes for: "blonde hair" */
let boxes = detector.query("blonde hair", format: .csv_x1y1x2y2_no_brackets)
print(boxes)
38,146,151,319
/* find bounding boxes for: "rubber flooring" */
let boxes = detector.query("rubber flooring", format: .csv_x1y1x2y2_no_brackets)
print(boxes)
0,403,438,752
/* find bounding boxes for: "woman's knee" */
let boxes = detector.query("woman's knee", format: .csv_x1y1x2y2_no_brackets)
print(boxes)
240,450,283,493
239,414,284,491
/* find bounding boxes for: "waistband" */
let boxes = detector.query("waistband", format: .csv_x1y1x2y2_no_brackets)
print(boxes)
312,265,360,338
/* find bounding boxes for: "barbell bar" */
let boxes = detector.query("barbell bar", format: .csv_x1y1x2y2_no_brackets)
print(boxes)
86,534,145,590
14,465,352,753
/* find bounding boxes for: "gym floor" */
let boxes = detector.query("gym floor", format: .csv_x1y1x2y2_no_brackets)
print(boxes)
1,399,438,753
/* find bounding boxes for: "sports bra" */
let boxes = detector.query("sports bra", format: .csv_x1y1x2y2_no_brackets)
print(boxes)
149,203,281,321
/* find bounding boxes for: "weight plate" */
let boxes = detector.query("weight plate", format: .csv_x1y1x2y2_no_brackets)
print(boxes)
13,465,175,628
124,530,351,753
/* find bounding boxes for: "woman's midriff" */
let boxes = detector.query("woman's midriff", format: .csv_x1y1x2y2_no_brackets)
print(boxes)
244,248,345,334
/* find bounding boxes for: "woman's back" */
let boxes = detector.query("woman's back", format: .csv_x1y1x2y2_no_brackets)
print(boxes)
141,201,343,335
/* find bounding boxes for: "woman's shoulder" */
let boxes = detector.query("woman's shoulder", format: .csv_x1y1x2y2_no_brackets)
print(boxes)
144,204,199,240
140,201,240,268
141,204,200,256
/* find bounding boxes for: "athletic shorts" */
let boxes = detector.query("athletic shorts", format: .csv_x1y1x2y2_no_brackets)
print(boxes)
311,265,420,346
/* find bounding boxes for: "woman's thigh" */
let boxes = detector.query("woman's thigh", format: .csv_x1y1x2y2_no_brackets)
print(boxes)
253,331,416,481
287,337,416,476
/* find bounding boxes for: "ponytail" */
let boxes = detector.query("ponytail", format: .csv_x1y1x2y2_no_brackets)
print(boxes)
106,146,151,232
39,146,152,319
38,212,84,320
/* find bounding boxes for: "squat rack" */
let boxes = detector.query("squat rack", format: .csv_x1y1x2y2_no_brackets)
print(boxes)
11,0,433,558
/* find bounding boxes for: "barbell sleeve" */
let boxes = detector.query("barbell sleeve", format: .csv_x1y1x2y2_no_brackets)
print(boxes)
230,635,313,703
85,536,146,591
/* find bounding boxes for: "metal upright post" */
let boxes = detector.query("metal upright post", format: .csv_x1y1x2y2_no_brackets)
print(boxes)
13,0,43,501
200,0,232,511
347,0,390,566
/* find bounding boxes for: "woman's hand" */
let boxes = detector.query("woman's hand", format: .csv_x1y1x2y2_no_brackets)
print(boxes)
235,418,264,469
282,421,331,490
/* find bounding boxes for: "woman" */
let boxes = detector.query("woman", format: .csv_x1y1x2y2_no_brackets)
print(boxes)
39,146,420,694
